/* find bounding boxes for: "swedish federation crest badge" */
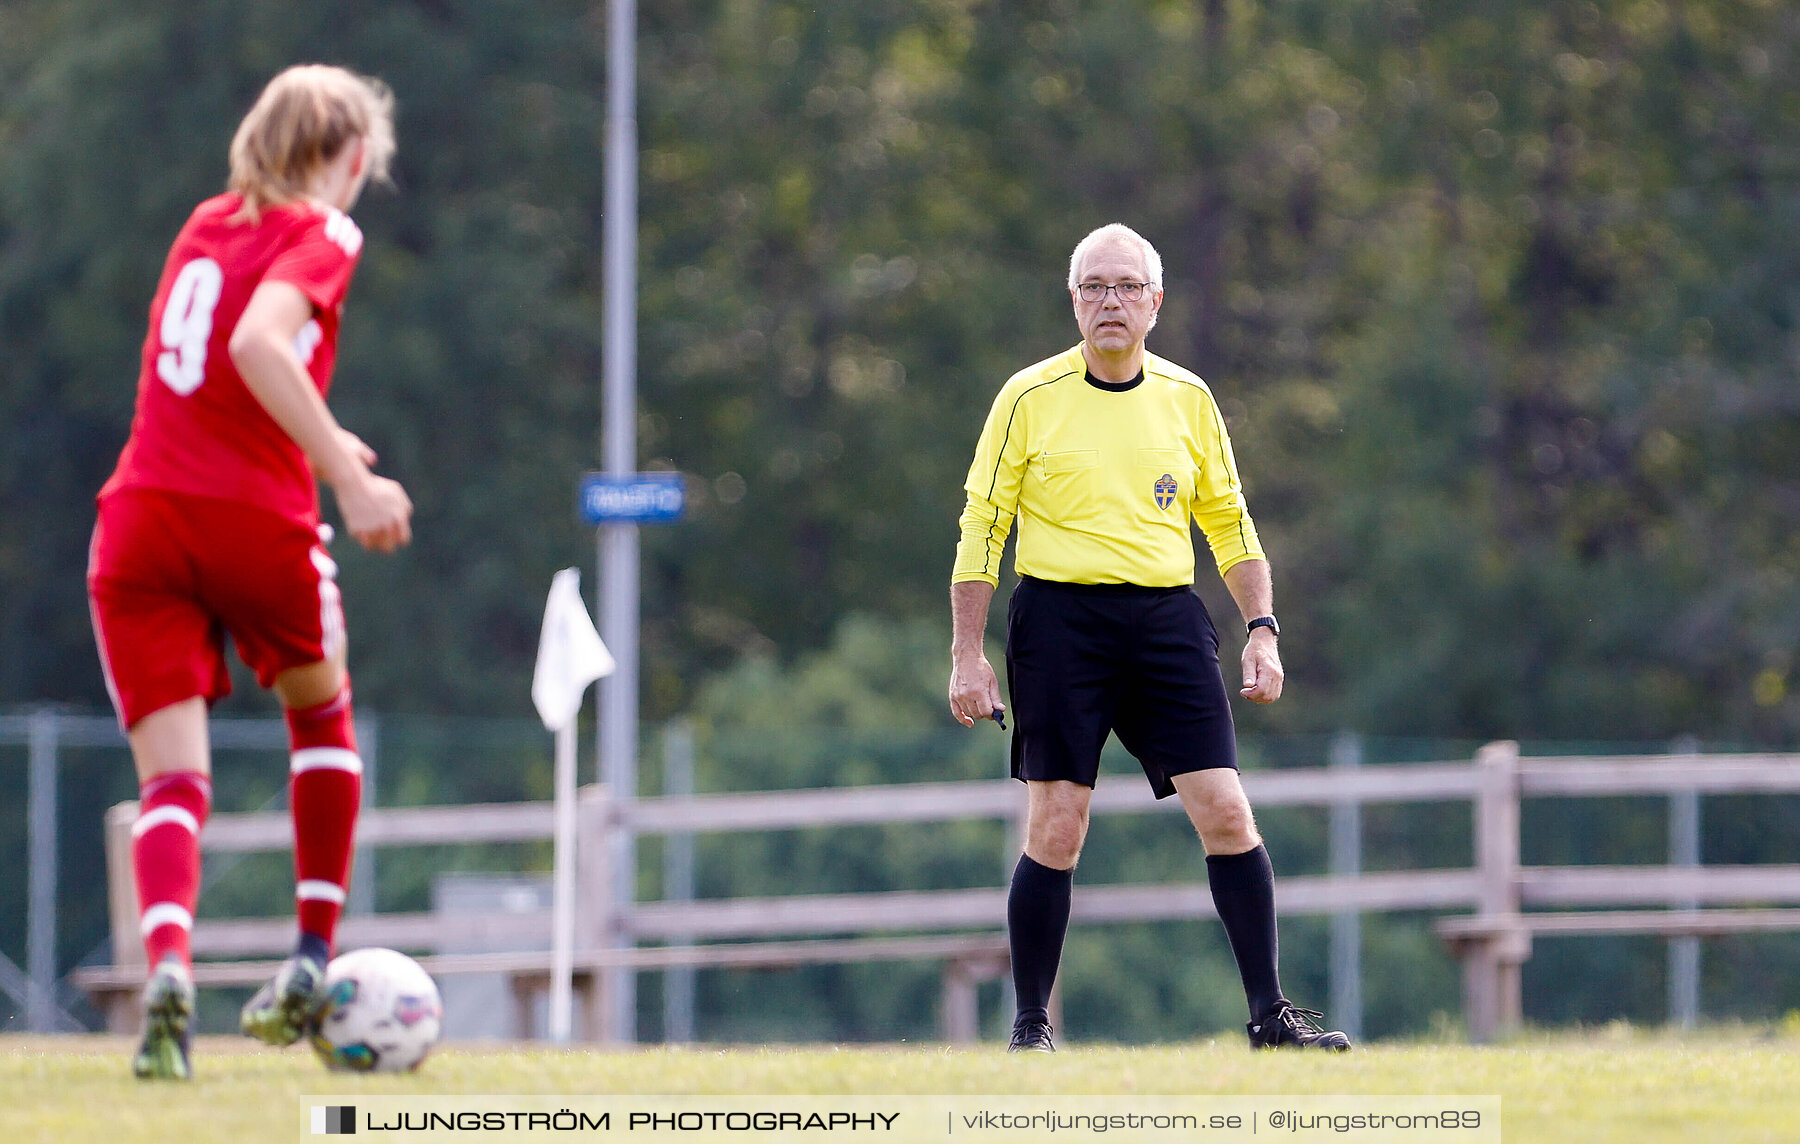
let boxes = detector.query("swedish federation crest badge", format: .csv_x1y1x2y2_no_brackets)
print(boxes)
1154,473,1178,510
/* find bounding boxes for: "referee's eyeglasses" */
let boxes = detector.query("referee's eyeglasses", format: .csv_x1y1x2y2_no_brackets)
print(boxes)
1077,281,1150,303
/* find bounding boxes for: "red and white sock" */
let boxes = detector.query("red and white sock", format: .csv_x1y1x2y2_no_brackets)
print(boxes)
133,771,212,969
286,681,361,956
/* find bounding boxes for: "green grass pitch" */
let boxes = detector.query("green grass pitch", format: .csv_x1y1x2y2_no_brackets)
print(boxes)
5,1028,1800,1143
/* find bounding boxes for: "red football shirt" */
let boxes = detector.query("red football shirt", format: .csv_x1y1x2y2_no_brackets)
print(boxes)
101,193,364,524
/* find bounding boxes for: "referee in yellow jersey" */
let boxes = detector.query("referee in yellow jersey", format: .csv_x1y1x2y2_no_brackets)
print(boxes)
948,223,1350,1053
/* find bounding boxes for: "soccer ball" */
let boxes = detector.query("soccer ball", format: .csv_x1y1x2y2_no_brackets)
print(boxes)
309,947,443,1072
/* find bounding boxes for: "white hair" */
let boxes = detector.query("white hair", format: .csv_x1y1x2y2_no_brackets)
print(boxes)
1067,223,1164,290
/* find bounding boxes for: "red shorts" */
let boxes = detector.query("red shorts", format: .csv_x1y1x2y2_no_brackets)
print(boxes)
88,488,345,729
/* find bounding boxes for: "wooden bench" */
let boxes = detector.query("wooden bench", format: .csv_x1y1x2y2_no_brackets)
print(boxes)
1434,908,1800,1040
72,934,1010,1043
83,793,1014,1043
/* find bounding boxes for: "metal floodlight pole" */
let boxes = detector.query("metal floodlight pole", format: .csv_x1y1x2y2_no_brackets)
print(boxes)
597,0,640,1045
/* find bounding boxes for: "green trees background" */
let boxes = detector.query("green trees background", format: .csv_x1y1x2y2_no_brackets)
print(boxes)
2,0,1798,1039
4,0,1795,741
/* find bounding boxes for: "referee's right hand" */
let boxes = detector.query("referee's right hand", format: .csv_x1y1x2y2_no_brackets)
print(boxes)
948,653,1006,728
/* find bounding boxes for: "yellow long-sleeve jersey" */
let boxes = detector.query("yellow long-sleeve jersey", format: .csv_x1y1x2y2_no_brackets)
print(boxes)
952,344,1264,588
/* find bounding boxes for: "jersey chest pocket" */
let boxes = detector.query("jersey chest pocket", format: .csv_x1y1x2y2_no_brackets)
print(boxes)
1036,450,1104,525
1042,450,1100,475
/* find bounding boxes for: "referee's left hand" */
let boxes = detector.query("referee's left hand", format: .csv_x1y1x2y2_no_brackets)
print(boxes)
1240,630,1284,704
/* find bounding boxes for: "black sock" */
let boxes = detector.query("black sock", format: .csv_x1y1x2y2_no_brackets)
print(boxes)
1008,853,1073,1025
296,931,331,965
1206,845,1284,1019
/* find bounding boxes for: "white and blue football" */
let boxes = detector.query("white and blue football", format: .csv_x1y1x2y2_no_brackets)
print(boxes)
309,947,443,1072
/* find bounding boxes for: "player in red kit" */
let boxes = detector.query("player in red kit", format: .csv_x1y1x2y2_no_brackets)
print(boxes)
87,65,412,1080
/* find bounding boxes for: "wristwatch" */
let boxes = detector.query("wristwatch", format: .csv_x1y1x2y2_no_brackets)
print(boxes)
1246,615,1280,638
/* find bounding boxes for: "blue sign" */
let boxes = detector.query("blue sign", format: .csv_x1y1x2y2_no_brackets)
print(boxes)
578,472,687,524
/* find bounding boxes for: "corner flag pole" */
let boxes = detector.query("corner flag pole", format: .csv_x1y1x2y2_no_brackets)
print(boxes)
549,713,580,1043
532,570,614,1045
598,0,641,1045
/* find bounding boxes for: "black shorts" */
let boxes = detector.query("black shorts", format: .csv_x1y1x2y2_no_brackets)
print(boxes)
1004,575,1237,799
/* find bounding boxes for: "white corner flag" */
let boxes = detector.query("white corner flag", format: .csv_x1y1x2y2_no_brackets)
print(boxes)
532,568,615,732
532,567,613,1045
